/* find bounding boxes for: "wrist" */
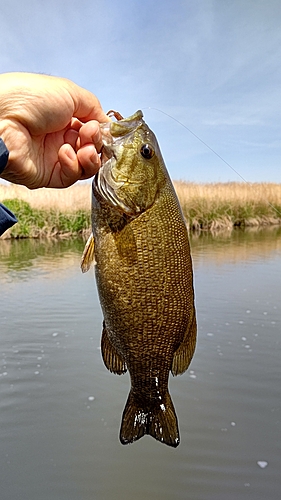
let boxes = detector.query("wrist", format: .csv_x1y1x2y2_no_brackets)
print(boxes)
0,137,9,174
0,117,17,153
0,119,24,183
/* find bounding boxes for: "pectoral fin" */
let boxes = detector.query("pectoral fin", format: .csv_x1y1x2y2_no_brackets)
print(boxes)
101,323,127,375
171,311,197,376
81,233,95,273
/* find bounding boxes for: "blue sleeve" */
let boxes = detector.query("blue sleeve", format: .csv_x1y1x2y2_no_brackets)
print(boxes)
0,138,18,236
0,203,18,235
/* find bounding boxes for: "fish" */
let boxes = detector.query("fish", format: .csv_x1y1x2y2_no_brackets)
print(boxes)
81,110,196,447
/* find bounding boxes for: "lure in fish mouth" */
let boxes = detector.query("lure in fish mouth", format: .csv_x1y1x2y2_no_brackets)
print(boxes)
81,110,197,448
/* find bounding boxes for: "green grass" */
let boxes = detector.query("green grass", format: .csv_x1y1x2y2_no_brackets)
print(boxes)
180,198,281,230
3,199,91,238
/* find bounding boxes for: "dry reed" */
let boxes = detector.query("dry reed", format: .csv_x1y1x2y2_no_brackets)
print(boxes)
0,182,91,211
174,181,281,230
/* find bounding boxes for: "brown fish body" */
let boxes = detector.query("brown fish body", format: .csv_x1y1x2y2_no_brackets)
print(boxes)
82,111,196,447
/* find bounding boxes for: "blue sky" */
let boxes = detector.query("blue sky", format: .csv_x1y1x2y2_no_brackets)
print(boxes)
1,0,281,183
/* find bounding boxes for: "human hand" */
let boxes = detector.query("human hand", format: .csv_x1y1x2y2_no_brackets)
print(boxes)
0,72,110,189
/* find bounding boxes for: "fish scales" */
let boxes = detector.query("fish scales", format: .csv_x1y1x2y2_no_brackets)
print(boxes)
81,110,196,447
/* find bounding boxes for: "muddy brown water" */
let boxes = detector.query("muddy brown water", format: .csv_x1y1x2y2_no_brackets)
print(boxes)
1,227,280,500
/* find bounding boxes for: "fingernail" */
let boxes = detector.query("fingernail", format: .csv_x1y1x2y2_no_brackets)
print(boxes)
90,152,100,167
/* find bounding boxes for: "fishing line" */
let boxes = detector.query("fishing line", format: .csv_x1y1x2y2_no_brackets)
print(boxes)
144,106,281,218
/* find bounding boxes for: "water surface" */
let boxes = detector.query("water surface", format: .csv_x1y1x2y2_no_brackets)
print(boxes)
1,228,280,500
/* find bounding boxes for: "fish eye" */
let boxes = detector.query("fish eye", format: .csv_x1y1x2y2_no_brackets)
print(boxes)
140,144,155,159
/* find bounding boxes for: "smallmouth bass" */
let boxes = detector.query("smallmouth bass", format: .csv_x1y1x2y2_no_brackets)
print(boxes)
81,110,196,447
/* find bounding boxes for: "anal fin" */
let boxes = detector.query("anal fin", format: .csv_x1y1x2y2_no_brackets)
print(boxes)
101,323,127,375
171,312,197,376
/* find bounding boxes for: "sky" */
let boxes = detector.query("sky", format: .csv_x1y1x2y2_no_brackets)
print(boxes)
1,0,281,183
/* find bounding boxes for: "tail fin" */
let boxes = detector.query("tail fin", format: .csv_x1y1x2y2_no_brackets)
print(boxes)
119,390,180,447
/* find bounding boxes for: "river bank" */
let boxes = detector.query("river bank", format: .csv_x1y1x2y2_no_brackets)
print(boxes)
1,181,281,238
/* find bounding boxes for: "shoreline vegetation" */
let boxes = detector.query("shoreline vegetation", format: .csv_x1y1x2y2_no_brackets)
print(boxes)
1,181,281,239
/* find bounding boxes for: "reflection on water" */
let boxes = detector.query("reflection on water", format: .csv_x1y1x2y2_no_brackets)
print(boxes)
190,225,281,264
0,237,85,278
0,229,280,500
